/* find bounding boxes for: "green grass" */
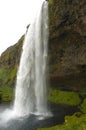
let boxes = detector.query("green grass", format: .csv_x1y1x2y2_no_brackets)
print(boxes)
49,88,81,106
0,66,17,86
0,67,12,84
38,113,86,130
0,86,13,102
0,66,17,102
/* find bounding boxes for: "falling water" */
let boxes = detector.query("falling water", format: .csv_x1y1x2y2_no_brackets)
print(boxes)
13,0,51,118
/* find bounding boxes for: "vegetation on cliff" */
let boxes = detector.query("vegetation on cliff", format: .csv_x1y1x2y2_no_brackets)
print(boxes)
0,35,24,102
0,0,86,129
0,0,86,92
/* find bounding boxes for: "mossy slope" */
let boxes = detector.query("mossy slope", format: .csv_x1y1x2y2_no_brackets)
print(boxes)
49,88,81,106
38,113,86,130
0,35,24,102
0,66,17,102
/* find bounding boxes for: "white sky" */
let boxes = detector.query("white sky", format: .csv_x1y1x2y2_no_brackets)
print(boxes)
0,0,43,55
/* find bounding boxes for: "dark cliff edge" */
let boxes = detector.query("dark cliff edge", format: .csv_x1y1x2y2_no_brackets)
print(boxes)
0,0,86,101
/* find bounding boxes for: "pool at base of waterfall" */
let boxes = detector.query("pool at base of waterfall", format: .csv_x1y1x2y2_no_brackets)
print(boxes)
0,103,79,130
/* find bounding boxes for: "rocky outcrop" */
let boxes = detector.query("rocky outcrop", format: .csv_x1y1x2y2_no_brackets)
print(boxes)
49,0,86,38
0,35,24,89
49,30,86,76
0,35,24,67
0,0,86,90
48,0,86,89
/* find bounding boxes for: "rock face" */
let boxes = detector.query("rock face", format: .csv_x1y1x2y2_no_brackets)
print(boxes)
49,31,86,76
0,35,24,89
0,35,24,67
49,0,86,38
0,0,86,90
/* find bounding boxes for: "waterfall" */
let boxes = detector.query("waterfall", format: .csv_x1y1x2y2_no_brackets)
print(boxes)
13,0,51,118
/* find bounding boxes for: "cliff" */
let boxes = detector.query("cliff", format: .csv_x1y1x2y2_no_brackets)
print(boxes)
49,0,86,90
0,0,86,96
49,0,86,75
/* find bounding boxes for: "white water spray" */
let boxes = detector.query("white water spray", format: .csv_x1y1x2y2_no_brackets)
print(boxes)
13,0,51,118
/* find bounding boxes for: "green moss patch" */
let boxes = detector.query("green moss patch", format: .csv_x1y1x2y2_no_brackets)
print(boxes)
0,67,11,84
49,88,81,106
0,66,17,102
80,98,86,113
38,113,86,130
0,66,17,86
49,0,54,5
0,86,13,102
